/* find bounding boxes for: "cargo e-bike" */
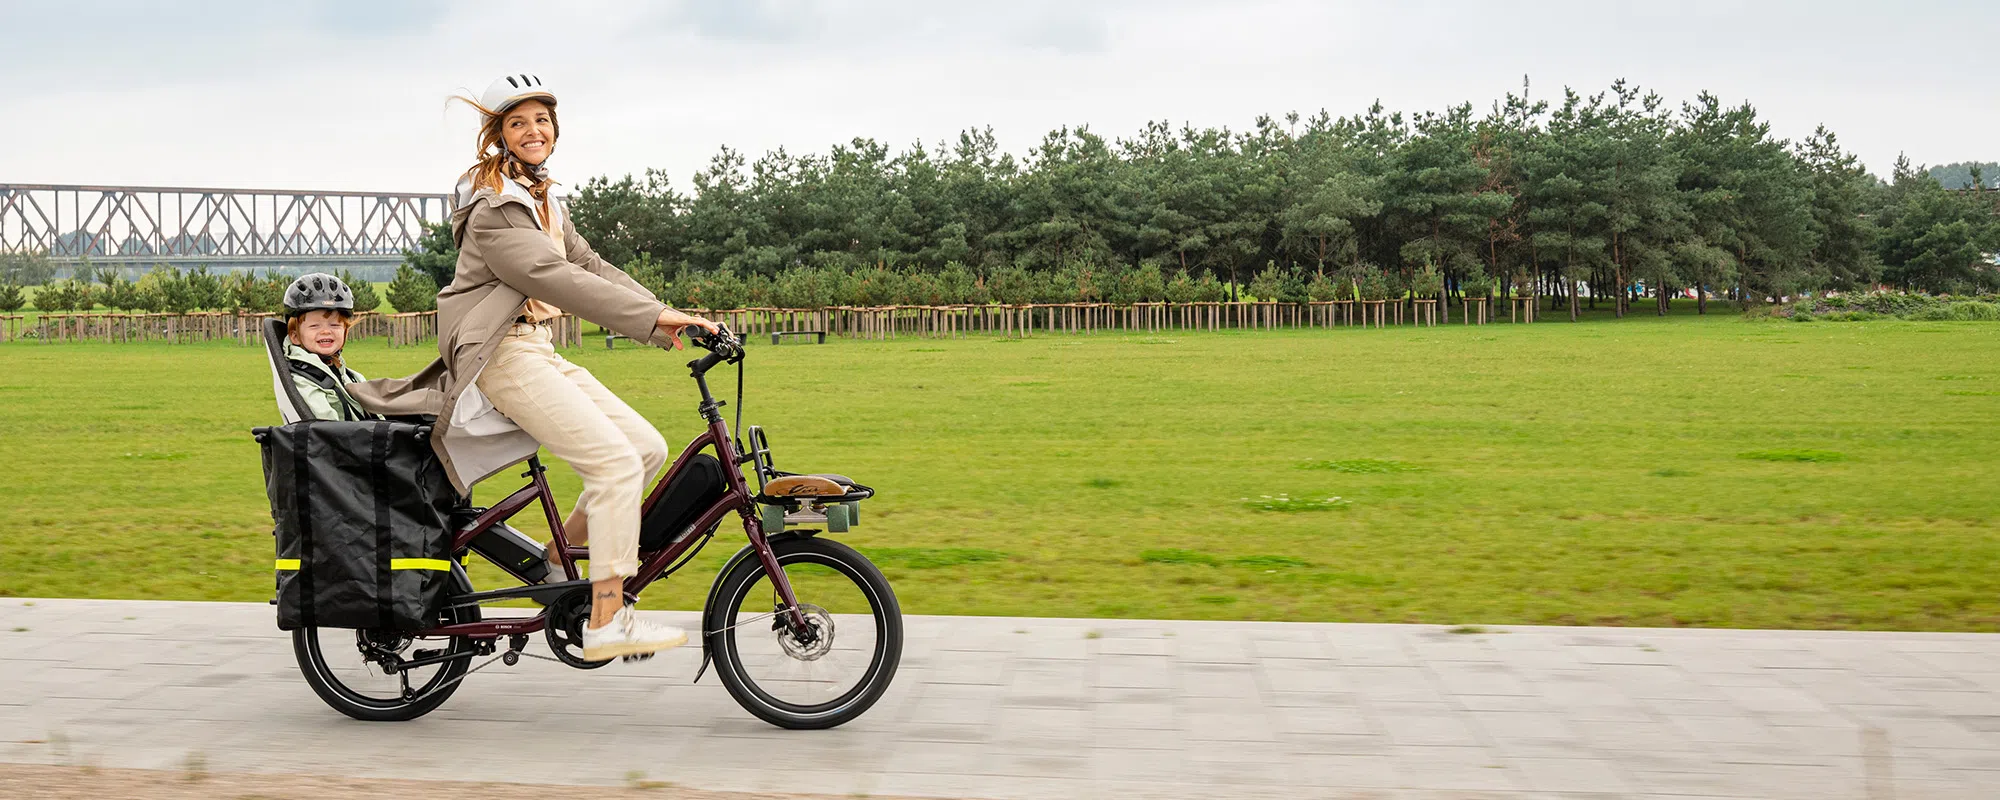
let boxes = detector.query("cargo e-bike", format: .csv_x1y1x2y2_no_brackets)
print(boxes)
284,326,900,729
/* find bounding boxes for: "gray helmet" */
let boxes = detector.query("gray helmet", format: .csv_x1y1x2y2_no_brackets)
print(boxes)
283,273,355,318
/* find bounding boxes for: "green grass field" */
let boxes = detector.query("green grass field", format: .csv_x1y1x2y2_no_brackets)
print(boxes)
3,314,1997,630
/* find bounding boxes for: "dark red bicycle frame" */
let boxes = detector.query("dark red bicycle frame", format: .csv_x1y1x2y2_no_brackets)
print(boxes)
417,385,807,640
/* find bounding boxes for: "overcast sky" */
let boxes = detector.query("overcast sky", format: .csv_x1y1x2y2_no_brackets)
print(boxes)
4,0,1994,195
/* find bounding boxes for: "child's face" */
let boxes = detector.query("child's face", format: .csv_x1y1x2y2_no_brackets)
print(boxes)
294,311,347,357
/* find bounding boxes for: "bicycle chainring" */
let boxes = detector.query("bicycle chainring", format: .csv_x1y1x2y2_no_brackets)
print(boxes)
543,589,612,670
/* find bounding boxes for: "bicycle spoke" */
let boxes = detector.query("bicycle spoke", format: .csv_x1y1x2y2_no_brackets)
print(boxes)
729,560,878,708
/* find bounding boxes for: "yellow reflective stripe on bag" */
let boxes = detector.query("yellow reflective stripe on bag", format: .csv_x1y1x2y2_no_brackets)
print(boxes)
276,558,450,571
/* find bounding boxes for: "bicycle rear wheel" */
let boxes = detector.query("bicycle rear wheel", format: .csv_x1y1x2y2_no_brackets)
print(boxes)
705,536,902,729
293,578,480,722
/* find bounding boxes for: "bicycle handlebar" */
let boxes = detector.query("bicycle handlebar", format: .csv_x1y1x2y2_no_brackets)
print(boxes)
686,324,744,375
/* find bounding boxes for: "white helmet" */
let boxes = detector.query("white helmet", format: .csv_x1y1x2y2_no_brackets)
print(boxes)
479,73,557,115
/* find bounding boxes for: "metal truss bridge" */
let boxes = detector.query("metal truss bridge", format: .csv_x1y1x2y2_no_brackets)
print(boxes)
0,183,450,277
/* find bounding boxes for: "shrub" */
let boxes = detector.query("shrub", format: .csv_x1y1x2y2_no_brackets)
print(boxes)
1461,264,1493,297
183,267,227,310
771,265,836,308
401,221,458,289
624,253,670,298
35,279,93,312
1192,271,1228,302
385,265,439,312
1909,300,2000,321
337,270,381,313
989,265,1037,305
1124,260,1165,303
684,270,747,310
1412,263,1444,298
1279,268,1309,303
0,283,22,312
850,265,901,306
1055,264,1101,303
99,276,142,311
1248,264,1284,302
1306,271,1340,301
939,262,982,305
1359,271,1390,301
229,271,285,314
744,272,775,306
1164,270,1199,303
1382,269,1408,301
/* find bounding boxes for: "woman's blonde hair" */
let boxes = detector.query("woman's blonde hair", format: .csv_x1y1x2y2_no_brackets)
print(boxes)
287,313,357,370
453,94,560,229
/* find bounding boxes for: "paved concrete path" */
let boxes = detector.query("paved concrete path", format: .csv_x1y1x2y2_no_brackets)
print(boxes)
1,599,1996,799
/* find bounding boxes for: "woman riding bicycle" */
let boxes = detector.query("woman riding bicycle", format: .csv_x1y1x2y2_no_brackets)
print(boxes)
352,74,716,661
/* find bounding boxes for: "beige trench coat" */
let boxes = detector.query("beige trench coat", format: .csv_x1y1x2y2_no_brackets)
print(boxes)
348,174,675,494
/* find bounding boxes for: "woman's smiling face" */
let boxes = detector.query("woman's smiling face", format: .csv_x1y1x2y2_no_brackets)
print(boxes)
502,99,556,166
294,310,347,357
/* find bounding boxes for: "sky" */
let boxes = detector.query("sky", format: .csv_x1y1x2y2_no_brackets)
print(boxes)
3,0,1995,195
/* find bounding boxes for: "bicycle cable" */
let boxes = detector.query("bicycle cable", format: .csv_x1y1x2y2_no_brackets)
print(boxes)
734,354,745,456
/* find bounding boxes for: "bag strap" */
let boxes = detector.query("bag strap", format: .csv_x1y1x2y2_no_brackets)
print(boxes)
370,421,394,627
291,423,316,630
288,359,341,391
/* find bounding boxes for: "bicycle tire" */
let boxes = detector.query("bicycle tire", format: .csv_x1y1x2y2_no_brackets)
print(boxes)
704,536,902,729
292,576,481,722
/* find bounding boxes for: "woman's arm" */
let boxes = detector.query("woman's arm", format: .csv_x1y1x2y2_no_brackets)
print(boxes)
469,202,669,345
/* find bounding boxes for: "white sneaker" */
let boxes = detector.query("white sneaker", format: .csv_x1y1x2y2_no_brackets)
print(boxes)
581,606,688,661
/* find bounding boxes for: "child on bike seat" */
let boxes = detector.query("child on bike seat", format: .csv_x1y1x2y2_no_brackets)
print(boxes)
282,273,373,422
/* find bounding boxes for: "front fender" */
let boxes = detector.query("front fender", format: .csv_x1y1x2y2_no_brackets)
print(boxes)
693,531,813,684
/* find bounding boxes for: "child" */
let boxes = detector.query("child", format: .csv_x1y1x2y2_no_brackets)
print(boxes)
282,273,372,422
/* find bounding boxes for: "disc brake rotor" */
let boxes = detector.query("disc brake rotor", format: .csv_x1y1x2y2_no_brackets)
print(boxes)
774,603,835,661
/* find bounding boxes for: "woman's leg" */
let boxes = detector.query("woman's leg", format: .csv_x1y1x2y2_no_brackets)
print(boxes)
475,327,656,634
551,353,670,624
549,363,669,549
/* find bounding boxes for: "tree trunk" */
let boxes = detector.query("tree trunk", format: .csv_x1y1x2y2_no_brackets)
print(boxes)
1611,235,1624,318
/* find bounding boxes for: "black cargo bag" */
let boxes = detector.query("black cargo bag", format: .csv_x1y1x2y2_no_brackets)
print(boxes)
257,420,460,630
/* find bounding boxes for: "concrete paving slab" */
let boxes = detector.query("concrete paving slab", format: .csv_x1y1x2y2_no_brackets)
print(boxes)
2,598,1997,798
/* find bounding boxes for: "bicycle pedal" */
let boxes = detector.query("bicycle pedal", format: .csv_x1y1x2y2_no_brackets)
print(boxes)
621,653,655,663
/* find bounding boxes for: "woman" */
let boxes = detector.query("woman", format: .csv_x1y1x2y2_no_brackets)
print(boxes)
353,73,716,661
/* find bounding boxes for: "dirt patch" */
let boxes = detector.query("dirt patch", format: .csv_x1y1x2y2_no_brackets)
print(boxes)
0,763,924,800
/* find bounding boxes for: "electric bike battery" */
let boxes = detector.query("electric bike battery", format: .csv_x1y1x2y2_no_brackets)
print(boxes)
639,453,729,549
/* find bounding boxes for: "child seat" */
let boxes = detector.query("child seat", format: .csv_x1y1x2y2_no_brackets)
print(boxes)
263,317,313,423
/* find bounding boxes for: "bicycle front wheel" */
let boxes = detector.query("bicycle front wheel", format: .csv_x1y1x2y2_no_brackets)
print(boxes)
704,536,902,729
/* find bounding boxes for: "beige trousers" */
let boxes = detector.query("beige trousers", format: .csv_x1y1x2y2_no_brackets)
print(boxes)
476,324,668,579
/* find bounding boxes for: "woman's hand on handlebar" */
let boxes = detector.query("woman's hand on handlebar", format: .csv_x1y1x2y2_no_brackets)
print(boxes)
655,308,720,351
